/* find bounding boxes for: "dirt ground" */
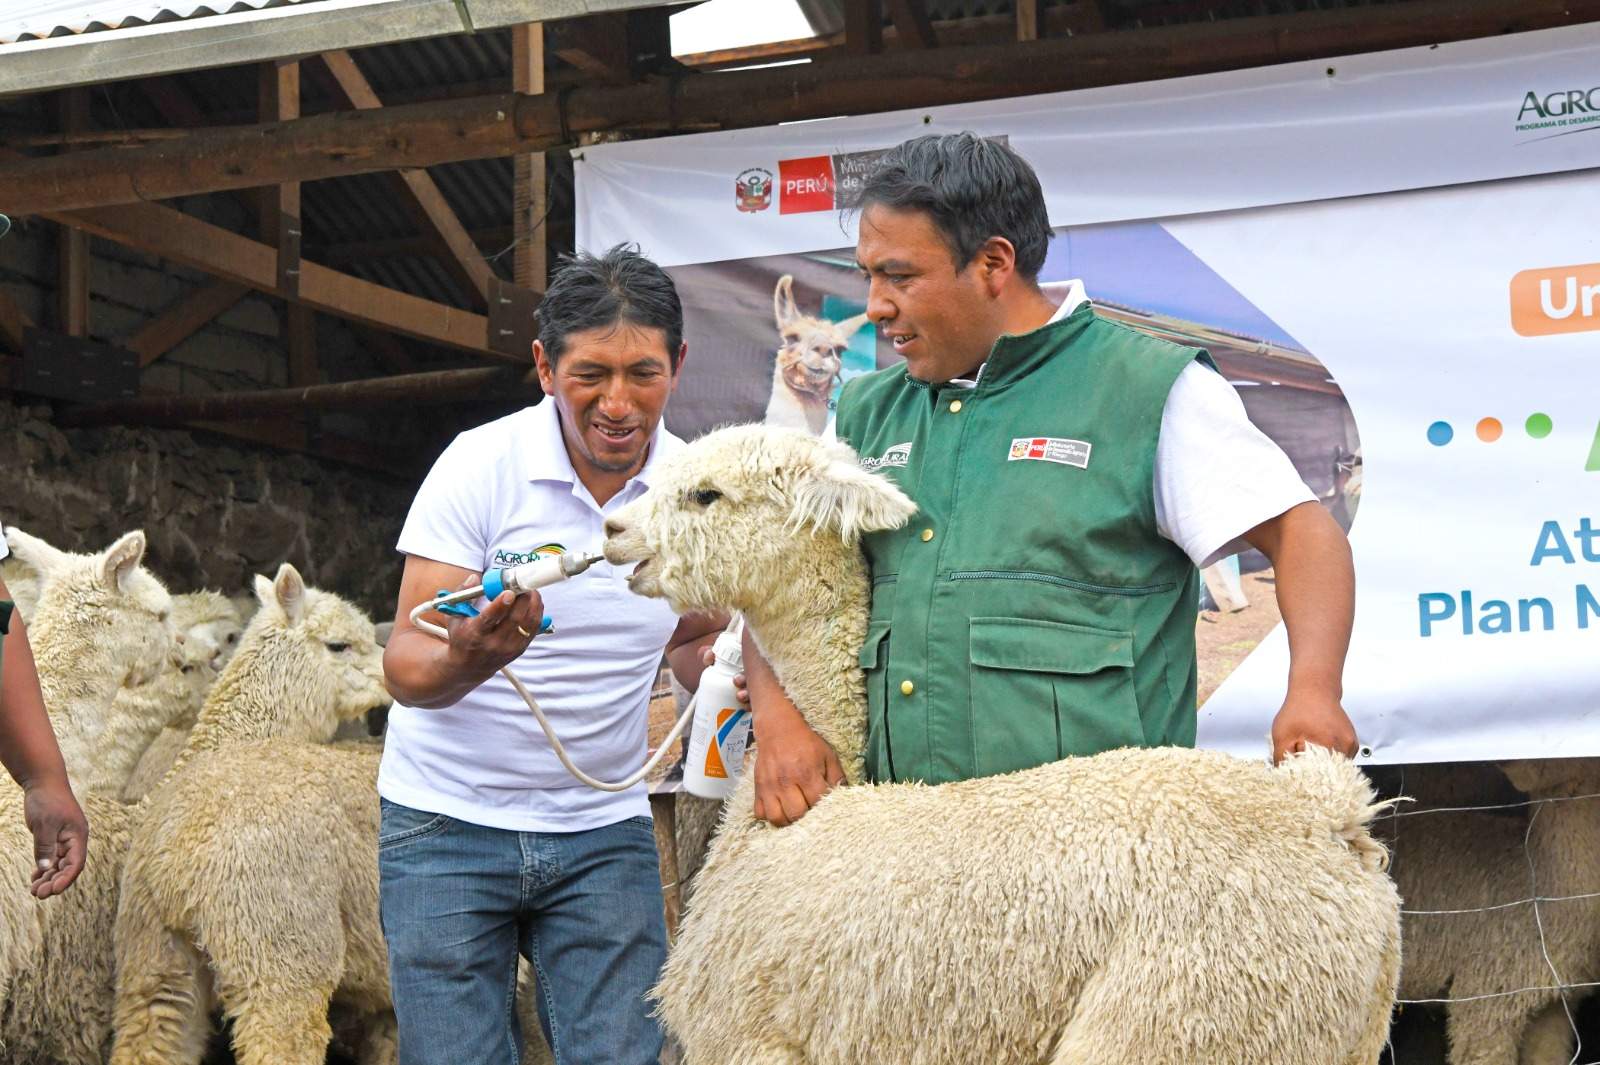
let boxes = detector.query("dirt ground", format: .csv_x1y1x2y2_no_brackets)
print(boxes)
1195,567,1282,705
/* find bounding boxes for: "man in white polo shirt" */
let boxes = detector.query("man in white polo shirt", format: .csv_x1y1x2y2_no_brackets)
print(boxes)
379,246,724,1065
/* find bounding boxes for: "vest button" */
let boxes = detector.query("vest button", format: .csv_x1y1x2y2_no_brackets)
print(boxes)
900,679,915,696
948,399,963,413
920,528,934,542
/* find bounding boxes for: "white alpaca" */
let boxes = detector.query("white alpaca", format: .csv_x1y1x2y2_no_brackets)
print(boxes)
0,564,387,1065
1394,757,1600,1065
111,577,557,1065
119,590,248,802
765,275,870,436
3,528,177,789
603,424,1401,1065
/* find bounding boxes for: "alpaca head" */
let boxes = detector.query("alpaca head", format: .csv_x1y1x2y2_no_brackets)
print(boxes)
773,275,870,402
153,591,248,728
234,563,389,734
1501,757,1600,799
9,527,175,687
602,424,916,616
174,590,246,676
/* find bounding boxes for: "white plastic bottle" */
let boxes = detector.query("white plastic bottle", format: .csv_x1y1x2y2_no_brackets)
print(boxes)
683,616,751,800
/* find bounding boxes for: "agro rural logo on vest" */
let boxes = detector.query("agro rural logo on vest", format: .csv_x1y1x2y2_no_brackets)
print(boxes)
860,442,912,472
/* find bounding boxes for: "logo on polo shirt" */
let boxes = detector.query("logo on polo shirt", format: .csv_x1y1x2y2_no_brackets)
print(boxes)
491,542,565,567
860,441,913,472
1008,436,1092,469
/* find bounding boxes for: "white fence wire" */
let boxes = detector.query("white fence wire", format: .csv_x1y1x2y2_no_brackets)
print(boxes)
1380,770,1600,1065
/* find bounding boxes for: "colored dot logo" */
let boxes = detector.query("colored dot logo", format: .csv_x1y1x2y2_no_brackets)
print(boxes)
1427,413,1600,470
1427,414,1552,446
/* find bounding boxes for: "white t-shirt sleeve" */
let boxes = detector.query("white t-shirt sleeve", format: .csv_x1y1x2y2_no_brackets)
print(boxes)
396,436,490,571
1154,361,1316,570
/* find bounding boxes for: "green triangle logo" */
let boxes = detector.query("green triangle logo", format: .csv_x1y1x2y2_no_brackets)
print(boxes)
1588,418,1600,472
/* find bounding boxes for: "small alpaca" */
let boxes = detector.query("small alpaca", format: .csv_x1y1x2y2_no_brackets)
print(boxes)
766,275,870,436
0,563,386,1065
603,424,1401,1065
1394,757,1600,1065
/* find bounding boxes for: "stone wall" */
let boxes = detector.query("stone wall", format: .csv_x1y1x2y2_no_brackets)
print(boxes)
0,399,413,620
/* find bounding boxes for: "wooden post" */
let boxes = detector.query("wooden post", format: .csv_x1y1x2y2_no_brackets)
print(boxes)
845,0,883,55
1016,0,1043,42
57,89,91,338
513,23,549,298
261,59,316,434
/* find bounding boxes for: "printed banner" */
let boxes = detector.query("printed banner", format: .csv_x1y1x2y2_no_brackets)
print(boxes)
575,24,1600,764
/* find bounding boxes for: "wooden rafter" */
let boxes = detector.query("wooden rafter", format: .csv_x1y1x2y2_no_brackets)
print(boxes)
124,278,249,367
10,0,1600,215
512,23,549,295
886,0,937,49
319,49,496,308
1016,0,1043,42
57,89,91,338
548,13,631,83
42,198,502,357
0,290,33,353
845,0,883,55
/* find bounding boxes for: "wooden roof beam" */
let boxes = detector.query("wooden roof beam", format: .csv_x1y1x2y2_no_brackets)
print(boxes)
886,0,937,49
124,278,249,367
37,197,502,357
9,0,1600,215
319,49,497,309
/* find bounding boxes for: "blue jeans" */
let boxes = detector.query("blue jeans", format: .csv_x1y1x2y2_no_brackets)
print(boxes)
378,798,668,1065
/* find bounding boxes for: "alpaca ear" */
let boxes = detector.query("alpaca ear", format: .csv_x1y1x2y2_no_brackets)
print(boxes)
833,311,871,340
99,531,147,593
774,275,798,331
791,459,918,543
252,574,276,611
272,563,306,624
5,527,70,577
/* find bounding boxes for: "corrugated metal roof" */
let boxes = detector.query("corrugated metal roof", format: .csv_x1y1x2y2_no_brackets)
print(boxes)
0,0,333,43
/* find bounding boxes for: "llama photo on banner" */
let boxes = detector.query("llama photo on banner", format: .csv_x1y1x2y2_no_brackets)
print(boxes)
577,23,1600,764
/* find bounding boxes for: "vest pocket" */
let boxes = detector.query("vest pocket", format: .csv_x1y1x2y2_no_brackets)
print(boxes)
858,621,895,782
968,617,1143,776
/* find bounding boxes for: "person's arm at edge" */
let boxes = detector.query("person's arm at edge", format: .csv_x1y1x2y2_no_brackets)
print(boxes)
0,577,89,898
742,627,843,827
1243,500,1360,763
666,612,728,694
382,554,545,710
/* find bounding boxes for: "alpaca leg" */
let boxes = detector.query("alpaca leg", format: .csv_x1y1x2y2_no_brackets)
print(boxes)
1445,1000,1525,1065
224,987,335,1065
109,925,213,1065
1518,1002,1576,1065
356,1010,400,1065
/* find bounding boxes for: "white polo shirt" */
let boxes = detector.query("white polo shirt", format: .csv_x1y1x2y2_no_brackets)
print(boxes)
378,401,683,832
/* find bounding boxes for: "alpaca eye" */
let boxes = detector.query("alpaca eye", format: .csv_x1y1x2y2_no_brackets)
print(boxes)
690,488,722,507
325,642,351,654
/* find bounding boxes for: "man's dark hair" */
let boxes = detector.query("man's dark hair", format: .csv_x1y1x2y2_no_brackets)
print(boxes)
859,133,1052,280
537,243,684,368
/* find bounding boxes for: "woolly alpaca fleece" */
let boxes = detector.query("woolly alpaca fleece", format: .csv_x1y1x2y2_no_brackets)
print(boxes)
3,527,175,788
111,565,396,1065
0,564,384,1065
1394,757,1600,1065
604,424,1403,1065
79,590,247,798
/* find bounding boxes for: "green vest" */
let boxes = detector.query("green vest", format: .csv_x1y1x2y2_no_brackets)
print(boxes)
835,302,1209,785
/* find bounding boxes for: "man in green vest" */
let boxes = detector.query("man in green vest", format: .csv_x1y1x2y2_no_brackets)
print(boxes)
742,132,1358,826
